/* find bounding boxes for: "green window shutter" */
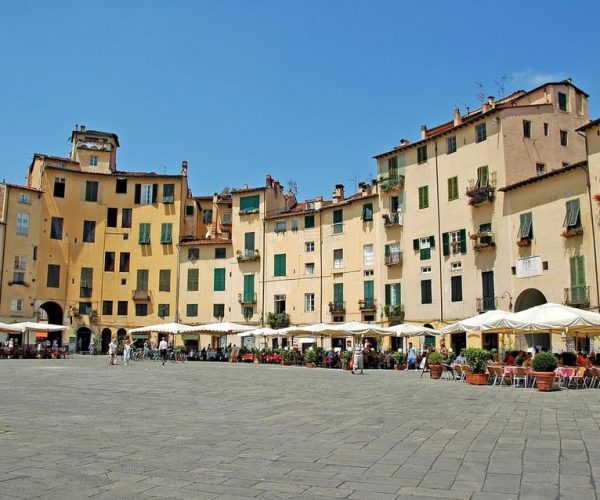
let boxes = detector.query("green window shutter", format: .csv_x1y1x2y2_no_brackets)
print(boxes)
459,229,467,253
519,212,533,238
447,178,453,200
333,283,344,303
333,209,343,224
213,268,225,291
570,256,586,287
385,284,391,306
393,283,401,305
243,274,255,302
160,223,172,244
420,248,431,260
136,269,149,290
384,244,390,256
152,184,158,203
187,269,199,291
424,186,429,208
364,280,374,300
139,223,150,244
413,238,420,251
362,203,373,221
304,215,315,228
274,254,286,276
240,195,259,211
159,269,171,292
429,235,435,248
244,232,255,251
442,232,450,256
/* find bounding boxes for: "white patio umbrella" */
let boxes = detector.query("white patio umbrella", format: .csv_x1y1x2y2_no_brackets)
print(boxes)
324,321,395,337
441,310,514,334
503,302,600,336
128,322,193,335
186,322,255,346
6,322,69,346
236,327,279,338
388,323,442,337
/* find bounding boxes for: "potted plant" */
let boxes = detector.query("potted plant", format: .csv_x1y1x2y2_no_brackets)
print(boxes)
464,348,491,385
392,351,405,370
341,350,353,370
427,352,444,379
532,352,558,391
282,348,295,366
304,348,316,368
251,347,262,364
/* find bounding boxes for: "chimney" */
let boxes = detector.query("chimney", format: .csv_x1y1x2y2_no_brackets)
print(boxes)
265,174,273,188
399,138,410,146
332,184,344,203
80,125,86,132
181,160,188,177
487,96,495,108
453,108,462,126
420,125,427,140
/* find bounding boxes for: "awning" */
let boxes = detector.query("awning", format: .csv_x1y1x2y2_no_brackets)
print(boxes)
181,333,199,341
35,332,48,339
131,333,150,340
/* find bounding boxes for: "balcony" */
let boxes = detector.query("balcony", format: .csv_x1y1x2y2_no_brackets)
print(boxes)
379,174,405,191
132,289,152,301
328,301,345,314
236,249,260,262
358,299,377,312
383,212,403,227
564,286,590,308
384,251,403,266
471,232,496,252
238,292,257,305
239,207,259,216
476,296,497,312
466,177,496,206
384,304,405,321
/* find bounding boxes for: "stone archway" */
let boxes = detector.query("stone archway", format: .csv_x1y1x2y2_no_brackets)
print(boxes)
38,301,63,326
514,289,547,312
101,328,112,354
76,327,92,353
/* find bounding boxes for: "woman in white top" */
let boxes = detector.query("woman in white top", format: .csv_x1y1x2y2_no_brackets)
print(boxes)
108,339,117,365
123,339,131,365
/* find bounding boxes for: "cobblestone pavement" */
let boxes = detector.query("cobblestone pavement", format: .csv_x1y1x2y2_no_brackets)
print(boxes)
1,358,599,499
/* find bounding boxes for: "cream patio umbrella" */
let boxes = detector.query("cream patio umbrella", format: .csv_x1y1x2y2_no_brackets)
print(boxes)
128,322,194,346
388,323,442,337
7,322,69,346
440,310,515,334
186,321,255,347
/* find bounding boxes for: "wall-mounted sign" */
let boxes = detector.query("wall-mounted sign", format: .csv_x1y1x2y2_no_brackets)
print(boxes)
516,256,542,278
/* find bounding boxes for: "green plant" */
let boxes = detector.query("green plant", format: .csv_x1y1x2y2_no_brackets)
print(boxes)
267,312,290,329
341,351,352,364
532,352,558,372
304,349,316,363
282,348,295,363
465,348,491,374
392,351,405,366
446,351,456,363
427,352,443,365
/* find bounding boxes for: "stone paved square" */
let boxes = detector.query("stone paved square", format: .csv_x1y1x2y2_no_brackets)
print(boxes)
1,357,600,499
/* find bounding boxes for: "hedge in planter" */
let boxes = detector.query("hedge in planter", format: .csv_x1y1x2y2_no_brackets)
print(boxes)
427,351,444,379
464,348,491,385
532,352,559,391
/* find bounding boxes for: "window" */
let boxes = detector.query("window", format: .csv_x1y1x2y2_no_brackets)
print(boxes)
291,219,299,231
213,304,225,319
18,193,31,204
242,274,255,304
543,123,549,136
136,269,149,291
451,275,463,302
363,244,374,267
82,220,96,242
274,254,286,276
333,249,344,269
85,181,98,202
275,220,287,233
305,293,315,313
79,302,93,315
442,229,466,256
187,269,199,291
88,155,98,167
160,223,173,244
421,266,431,274
333,283,344,310
305,241,315,252
134,183,157,205
451,262,462,272
104,252,115,272
421,279,432,304
414,236,434,260
213,268,226,291
138,223,151,244
163,184,175,204
107,208,118,228
117,301,128,316
418,185,429,209
570,256,587,303
159,269,171,292
558,91,568,111
332,209,343,234
215,247,226,259
187,304,198,317
116,178,128,193
11,299,23,312
244,232,255,251
536,163,546,175
13,255,26,284
119,252,130,272
560,130,568,146
475,123,487,143
363,280,374,307
304,214,315,228
158,304,170,318
518,212,533,239
33,246,37,261
50,217,63,239
185,205,194,216
446,136,457,154
102,301,113,315
80,268,93,298
188,248,199,260
53,177,65,198
244,306,253,319
447,177,458,201
523,120,532,138
16,212,29,236
239,195,260,213
362,203,373,221
384,283,401,306
121,208,132,228
305,263,315,275
364,270,374,277
222,213,232,225
135,304,148,316
202,209,213,223
47,264,60,288
476,165,489,187
417,145,428,164
564,199,581,228
275,294,286,314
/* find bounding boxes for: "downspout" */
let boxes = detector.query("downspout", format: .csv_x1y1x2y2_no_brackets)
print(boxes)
0,184,9,309
261,209,266,326
434,139,444,324
319,211,323,323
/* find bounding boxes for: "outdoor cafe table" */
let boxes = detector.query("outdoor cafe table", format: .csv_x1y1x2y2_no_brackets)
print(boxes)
555,367,577,378
502,366,532,377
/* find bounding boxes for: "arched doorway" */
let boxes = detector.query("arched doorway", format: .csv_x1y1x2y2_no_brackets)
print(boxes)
76,327,92,353
117,328,127,343
38,301,64,345
514,289,547,312
101,328,112,354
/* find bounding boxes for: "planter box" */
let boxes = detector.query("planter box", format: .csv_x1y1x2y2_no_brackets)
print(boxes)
466,373,489,385
430,365,443,379
533,371,558,391
305,362,316,368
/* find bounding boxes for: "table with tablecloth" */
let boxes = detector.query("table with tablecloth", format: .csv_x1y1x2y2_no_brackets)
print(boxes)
502,366,532,377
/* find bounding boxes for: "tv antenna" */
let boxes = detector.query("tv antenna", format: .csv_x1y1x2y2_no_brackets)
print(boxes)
287,180,298,197
475,82,486,103
494,75,511,99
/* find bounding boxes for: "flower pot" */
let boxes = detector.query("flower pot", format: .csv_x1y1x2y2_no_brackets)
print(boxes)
253,356,261,364
394,364,405,371
429,364,443,379
342,362,352,371
533,371,557,391
466,373,489,385
305,362,316,368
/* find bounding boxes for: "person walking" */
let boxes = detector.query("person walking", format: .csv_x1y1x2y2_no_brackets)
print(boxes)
352,337,364,375
123,339,131,365
407,342,417,370
159,337,168,365
108,338,117,365
89,338,95,355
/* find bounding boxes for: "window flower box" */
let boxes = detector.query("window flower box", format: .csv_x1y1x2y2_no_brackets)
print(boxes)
561,227,584,238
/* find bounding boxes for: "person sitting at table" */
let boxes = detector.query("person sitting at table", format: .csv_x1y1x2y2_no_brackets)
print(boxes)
514,351,526,366
503,351,515,365
577,352,590,367
455,350,466,364
588,352,596,365
522,352,533,368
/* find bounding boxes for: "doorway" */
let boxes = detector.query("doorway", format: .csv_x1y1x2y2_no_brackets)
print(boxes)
451,332,466,353
76,327,92,353
482,332,499,351
101,328,112,353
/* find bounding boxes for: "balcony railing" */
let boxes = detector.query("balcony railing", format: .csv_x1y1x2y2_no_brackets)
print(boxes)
472,232,496,252
358,299,376,312
132,289,152,301
564,286,590,307
384,304,405,321
384,251,403,266
476,296,497,312
238,292,257,304
236,249,260,262
328,301,345,313
466,176,497,206
379,174,405,191
239,208,259,216
383,212,403,227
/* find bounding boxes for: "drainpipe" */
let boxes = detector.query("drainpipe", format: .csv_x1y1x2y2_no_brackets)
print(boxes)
0,183,9,310
319,211,323,323
434,140,444,324
261,210,266,326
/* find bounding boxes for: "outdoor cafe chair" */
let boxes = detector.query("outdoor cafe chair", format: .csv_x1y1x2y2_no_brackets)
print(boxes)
488,366,506,386
512,367,528,388
568,367,590,389
441,364,454,381
587,366,600,388
452,364,464,382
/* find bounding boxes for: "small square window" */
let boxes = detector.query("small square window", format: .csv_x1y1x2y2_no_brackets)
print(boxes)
364,270,374,277
536,163,546,175
215,247,226,259
188,248,199,260
421,266,431,275
450,262,462,272
305,241,315,252
417,145,428,164
305,263,315,275
475,123,487,143
185,205,194,216
116,178,128,193
560,130,568,146
89,155,98,167
275,220,287,233
446,136,457,155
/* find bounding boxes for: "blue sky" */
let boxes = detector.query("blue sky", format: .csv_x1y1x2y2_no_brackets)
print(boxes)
0,0,598,200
